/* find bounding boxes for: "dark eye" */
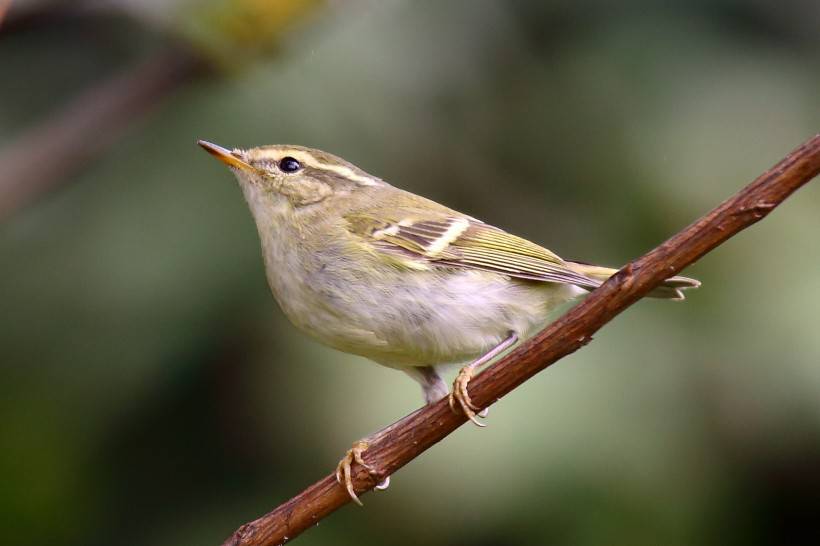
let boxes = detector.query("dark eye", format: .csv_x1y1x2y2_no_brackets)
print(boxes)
278,156,302,173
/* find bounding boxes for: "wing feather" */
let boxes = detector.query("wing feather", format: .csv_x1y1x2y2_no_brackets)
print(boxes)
345,210,600,289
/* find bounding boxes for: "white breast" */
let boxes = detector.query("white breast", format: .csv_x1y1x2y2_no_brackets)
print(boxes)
275,264,584,369
240,180,585,369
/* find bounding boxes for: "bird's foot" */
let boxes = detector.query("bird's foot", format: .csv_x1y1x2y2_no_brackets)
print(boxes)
335,440,387,506
447,332,517,427
449,365,487,427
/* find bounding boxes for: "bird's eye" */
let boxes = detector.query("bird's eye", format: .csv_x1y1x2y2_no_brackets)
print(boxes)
278,157,302,173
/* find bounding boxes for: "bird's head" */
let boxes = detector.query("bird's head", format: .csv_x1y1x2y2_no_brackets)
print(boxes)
198,141,383,211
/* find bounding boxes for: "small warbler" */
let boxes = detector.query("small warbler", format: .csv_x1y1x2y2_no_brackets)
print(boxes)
199,140,699,503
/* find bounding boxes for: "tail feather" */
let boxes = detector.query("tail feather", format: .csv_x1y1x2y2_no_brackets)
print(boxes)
565,261,700,300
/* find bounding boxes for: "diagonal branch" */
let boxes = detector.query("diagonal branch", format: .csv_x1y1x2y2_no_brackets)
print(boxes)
222,134,820,546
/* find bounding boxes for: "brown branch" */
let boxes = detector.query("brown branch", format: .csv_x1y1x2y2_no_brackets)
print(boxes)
222,135,820,546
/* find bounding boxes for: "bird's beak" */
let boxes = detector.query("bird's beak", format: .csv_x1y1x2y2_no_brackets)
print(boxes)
198,140,255,171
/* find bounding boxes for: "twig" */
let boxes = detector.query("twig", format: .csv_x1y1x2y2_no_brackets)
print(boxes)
221,135,820,546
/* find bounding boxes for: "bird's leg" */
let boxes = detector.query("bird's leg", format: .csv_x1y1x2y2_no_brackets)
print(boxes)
335,440,383,506
336,333,518,503
335,366,447,505
406,365,450,404
449,331,518,426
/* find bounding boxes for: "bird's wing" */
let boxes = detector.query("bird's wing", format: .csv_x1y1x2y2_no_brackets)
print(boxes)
345,207,600,289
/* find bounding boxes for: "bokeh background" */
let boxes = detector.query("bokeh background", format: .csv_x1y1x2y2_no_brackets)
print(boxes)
2,1,819,545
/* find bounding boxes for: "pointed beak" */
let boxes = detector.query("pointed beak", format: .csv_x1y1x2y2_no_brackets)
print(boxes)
198,140,255,171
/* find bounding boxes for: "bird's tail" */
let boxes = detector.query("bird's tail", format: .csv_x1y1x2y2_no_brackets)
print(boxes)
566,261,700,300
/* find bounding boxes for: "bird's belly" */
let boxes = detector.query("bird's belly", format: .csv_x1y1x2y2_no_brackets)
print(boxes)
273,267,583,368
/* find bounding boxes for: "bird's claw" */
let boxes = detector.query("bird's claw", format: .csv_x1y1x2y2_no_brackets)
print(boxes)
335,440,385,506
448,366,487,427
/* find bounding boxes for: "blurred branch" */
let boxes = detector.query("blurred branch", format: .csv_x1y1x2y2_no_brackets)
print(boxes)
0,48,204,221
0,0,325,222
221,134,820,546
0,0,80,33
0,0,11,27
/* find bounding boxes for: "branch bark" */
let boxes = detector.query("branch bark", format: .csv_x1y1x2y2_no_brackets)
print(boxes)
222,134,820,546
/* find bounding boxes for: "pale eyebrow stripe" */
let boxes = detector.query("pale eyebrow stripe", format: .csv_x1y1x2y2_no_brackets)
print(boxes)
256,149,380,187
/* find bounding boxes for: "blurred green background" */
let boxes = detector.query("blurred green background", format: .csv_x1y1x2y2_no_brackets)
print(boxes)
1,1,819,545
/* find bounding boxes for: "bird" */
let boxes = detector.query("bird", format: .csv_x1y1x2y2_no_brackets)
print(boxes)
198,140,699,504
